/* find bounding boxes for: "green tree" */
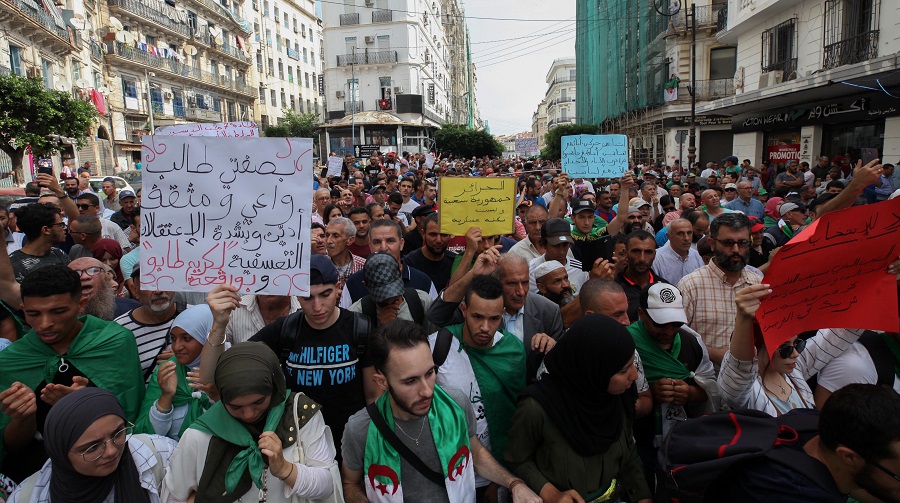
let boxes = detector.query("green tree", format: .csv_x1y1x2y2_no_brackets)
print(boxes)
434,123,504,159
541,123,601,160
0,75,98,184
263,110,321,139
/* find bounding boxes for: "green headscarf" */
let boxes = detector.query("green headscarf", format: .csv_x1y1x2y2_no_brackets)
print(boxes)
189,342,290,503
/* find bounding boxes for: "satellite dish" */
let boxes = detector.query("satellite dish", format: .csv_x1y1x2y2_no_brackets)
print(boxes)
183,44,198,56
76,78,91,88
214,34,224,45
208,26,221,37
108,16,123,31
69,15,86,30
56,79,72,92
115,30,127,42
122,31,134,44
98,86,110,94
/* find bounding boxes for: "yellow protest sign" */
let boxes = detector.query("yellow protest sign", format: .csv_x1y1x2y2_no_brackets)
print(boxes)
438,177,516,236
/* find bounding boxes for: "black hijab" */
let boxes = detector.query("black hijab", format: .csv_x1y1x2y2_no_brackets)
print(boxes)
523,314,637,457
44,388,150,503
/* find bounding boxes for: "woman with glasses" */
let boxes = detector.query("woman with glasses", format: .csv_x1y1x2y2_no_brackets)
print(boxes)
7,387,176,503
134,305,220,441
718,284,867,415
162,342,340,503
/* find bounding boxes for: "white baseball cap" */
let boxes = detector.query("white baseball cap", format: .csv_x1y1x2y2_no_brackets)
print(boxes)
643,283,688,325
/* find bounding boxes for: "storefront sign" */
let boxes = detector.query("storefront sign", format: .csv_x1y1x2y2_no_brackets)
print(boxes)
767,144,800,162
354,144,380,158
799,136,812,163
732,93,900,132
663,115,732,128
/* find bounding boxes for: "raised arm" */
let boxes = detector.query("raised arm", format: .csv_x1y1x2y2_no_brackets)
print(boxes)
606,172,635,237
199,284,242,383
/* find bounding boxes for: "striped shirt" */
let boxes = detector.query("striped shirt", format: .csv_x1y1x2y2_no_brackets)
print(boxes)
114,311,177,380
677,260,761,351
717,328,865,415
225,294,302,344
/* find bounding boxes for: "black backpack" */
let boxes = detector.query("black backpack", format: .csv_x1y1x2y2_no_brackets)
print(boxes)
278,309,453,367
857,330,897,387
358,288,425,327
660,409,834,503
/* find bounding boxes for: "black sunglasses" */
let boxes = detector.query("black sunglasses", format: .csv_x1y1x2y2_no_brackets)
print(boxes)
776,338,807,359
869,458,900,483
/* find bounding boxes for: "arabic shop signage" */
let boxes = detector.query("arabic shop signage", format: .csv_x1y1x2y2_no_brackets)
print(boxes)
662,115,732,128
732,93,900,132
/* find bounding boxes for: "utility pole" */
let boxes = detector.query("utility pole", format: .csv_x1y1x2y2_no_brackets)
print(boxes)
466,26,474,128
686,4,697,169
351,46,356,154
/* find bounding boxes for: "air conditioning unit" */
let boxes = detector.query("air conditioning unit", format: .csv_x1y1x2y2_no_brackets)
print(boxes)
758,70,783,88
164,91,174,100
393,86,404,94
364,36,375,44
336,90,345,98
26,67,41,78
364,0,373,5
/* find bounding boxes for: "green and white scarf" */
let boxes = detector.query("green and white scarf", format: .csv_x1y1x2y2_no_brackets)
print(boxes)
364,384,474,503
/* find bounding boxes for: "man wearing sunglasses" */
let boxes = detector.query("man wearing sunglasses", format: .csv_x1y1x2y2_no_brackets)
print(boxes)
73,193,131,253
628,283,717,494
7,203,70,283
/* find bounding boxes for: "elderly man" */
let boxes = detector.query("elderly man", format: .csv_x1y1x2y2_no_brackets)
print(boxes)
114,271,182,379
725,181,766,219
527,218,589,295
677,213,760,366
326,217,367,294
652,219,704,284
68,257,139,320
533,261,575,308
700,189,733,221
662,192,697,227
313,188,331,224
109,190,138,231
763,201,808,250
508,204,551,262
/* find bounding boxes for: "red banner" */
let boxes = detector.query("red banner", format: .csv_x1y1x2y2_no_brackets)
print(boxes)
767,144,800,162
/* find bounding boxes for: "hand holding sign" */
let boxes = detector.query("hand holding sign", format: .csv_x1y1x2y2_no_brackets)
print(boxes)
561,134,628,178
439,178,515,236
757,197,900,358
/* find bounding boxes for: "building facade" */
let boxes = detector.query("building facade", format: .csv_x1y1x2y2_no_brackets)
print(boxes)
249,0,322,129
545,58,577,132
532,99,548,152
319,0,476,156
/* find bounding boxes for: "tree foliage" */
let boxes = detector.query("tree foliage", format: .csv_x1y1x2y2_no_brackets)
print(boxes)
434,123,504,158
0,75,98,183
263,110,322,139
541,123,601,160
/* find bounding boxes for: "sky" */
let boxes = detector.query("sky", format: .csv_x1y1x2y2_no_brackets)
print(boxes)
465,0,577,136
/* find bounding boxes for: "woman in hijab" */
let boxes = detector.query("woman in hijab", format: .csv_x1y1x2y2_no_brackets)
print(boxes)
763,196,783,228
506,315,652,503
8,388,176,503
134,305,218,440
92,239,125,296
162,342,339,503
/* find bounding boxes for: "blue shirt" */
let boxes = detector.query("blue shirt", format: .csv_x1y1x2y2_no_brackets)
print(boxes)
725,197,766,220
651,241,705,285
524,195,548,210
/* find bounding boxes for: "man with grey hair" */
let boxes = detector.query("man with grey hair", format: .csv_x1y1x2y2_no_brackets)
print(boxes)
725,181,766,219
326,216,366,293
67,257,138,322
67,215,103,259
653,218,704,284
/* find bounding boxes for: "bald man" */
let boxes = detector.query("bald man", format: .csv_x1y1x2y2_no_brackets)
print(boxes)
68,257,139,320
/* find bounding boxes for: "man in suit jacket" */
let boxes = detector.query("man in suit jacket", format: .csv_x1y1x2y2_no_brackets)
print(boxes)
427,252,563,381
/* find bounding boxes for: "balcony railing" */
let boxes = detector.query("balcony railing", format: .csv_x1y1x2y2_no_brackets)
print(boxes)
5,0,71,43
151,101,163,114
108,0,191,38
90,42,104,60
287,47,300,60
548,76,575,88
344,100,364,113
823,31,879,70
548,117,575,128
217,42,252,63
672,3,726,30
339,12,359,26
694,78,735,100
195,0,251,34
185,107,222,121
336,50,398,66
717,3,728,33
173,103,185,117
762,58,798,81
547,96,575,108
372,9,392,22
106,42,255,96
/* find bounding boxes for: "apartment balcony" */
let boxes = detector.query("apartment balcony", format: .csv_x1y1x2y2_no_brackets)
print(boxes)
193,0,252,34
716,3,728,34
661,78,735,103
213,41,252,64
823,31,879,71
339,12,360,26
185,107,222,121
108,0,191,39
105,42,256,97
336,50,398,66
287,47,300,61
548,76,575,89
672,2,727,31
547,96,575,108
344,100,364,113
372,9,392,23
547,117,576,128
0,0,75,54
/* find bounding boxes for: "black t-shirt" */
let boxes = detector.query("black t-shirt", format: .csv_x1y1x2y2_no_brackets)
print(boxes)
402,229,423,257
249,309,370,454
403,248,457,291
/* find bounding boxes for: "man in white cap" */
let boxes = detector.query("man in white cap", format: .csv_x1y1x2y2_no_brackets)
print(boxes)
627,282,717,492
533,261,574,308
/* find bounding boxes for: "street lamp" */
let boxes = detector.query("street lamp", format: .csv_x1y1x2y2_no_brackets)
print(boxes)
144,69,156,135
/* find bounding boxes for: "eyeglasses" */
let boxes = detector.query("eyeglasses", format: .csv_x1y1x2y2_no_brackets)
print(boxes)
868,459,900,483
72,266,105,277
76,204,95,210
775,338,807,359
715,239,751,249
48,221,67,229
73,423,134,462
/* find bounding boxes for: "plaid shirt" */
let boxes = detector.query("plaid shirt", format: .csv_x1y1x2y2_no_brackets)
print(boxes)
677,260,761,350
335,253,367,293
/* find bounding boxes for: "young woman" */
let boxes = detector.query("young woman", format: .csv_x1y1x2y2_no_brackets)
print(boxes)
134,305,218,440
323,204,343,225
506,315,652,503
162,342,340,503
92,239,125,296
8,388,176,503
717,284,866,415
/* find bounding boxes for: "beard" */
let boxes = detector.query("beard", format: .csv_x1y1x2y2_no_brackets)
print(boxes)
714,250,748,272
542,287,576,307
83,286,117,321
425,243,445,256
856,464,900,503
387,384,432,418
148,294,175,312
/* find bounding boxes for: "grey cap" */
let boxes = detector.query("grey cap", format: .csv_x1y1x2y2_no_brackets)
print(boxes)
363,252,404,303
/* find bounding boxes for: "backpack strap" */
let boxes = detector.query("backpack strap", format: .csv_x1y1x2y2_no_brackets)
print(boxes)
278,311,304,362
402,288,424,325
857,331,895,387
132,434,166,488
432,327,453,367
366,402,445,487
350,311,371,363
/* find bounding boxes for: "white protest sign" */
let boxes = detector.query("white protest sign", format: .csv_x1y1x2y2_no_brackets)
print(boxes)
425,153,436,169
154,121,260,137
561,134,628,177
326,156,344,177
140,136,313,295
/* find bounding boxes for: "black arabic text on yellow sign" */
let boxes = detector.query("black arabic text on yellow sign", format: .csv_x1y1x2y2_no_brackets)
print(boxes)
438,177,516,236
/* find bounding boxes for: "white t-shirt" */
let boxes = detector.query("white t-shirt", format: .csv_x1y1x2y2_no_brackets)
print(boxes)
817,340,900,394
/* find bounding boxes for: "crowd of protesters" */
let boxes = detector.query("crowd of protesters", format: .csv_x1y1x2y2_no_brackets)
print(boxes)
0,150,897,503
